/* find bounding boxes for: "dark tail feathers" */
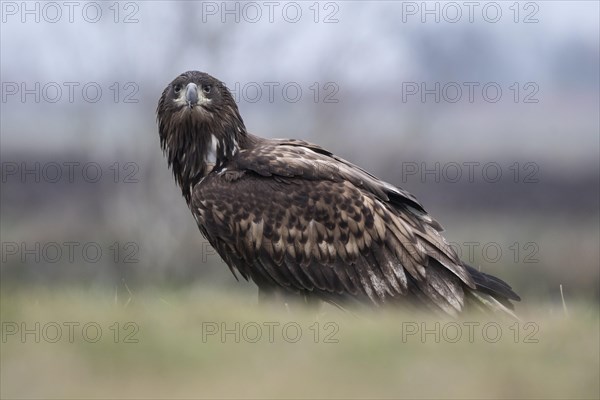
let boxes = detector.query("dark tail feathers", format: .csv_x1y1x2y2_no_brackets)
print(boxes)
464,263,521,317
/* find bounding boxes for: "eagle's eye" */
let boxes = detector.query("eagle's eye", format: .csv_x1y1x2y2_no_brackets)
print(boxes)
173,84,183,94
202,85,212,95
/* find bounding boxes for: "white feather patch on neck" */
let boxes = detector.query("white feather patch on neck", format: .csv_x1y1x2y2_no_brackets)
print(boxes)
205,134,218,165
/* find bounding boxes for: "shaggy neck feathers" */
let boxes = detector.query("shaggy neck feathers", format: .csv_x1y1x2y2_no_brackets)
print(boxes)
159,107,247,203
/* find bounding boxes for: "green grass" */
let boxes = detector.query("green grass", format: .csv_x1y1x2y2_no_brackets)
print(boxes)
1,285,598,399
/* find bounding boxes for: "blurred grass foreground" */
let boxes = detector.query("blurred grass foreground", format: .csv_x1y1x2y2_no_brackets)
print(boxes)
1,285,598,400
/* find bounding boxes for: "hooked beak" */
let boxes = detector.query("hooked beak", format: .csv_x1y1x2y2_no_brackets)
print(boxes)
185,83,198,108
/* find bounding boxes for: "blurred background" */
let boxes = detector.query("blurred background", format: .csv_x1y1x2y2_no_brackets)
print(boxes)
1,1,599,398
2,0,598,300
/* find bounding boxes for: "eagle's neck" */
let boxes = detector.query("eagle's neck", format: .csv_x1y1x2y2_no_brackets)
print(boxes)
164,112,247,203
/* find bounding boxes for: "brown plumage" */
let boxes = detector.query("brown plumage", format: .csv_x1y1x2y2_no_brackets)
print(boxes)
157,71,520,316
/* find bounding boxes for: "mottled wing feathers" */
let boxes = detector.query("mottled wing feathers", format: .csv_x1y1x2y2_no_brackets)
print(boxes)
235,136,426,212
192,138,477,314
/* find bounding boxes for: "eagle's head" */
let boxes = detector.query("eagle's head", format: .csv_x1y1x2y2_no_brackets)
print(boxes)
157,71,247,202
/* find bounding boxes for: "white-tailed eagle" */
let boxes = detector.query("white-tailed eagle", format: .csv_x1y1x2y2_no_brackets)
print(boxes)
157,71,520,317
